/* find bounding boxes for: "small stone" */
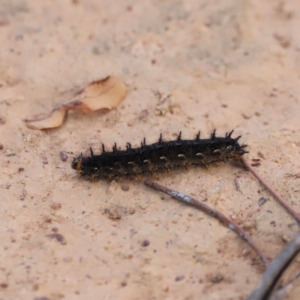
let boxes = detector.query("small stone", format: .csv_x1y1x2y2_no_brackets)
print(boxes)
211,274,224,283
92,47,101,55
162,285,169,292
282,234,292,243
108,210,122,220
44,216,52,223
274,33,290,48
257,151,265,159
50,203,62,210
242,221,256,230
121,185,129,191
46,233,67,245
230,214,237,221
258,197,268,206
206,273,224,283
242,113,252,119
5,150,15,156
175,275,185,282
59,151,68,162
141,240,150,247
139,109,150,121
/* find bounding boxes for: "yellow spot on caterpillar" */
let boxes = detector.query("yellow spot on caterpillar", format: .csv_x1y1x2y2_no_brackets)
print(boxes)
135,174,142,180
178,154,185,158
160,156,167,161
196,153,204,158
164,166,170,173
213,149,221,154
143,159,151,164
75,160,82,171
202,163,209,170
152,172,159,179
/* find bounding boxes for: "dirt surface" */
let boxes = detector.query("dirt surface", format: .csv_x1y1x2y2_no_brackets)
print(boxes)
1,1,300,299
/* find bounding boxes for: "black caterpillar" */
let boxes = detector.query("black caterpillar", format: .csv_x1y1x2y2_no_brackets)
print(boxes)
72,130,248,180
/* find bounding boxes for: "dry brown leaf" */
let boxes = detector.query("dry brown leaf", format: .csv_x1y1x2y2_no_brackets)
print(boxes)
24,76,127,130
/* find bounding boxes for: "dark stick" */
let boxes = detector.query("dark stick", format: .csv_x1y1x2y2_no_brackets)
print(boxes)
241,157,300,223
144,179,270,268
247,232,300,300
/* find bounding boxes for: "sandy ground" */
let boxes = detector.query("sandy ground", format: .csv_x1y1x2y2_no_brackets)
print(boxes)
1,0,300,299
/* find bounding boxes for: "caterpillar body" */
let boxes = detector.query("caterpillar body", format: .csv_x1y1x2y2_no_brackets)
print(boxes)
72,130,248,180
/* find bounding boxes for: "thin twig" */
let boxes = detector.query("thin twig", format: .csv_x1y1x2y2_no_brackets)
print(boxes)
241,157,300,223
247,232,300,300
144,179,270,268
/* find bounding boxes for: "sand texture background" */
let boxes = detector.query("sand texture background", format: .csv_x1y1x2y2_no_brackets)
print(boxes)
0,0,300,299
